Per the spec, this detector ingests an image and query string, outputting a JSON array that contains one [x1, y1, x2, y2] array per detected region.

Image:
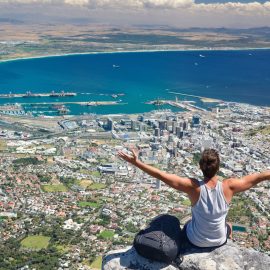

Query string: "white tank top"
[[186, 180, 229, 247]]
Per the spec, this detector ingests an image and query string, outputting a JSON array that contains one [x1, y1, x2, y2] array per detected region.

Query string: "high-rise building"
[[107, 118, 114, 131], [156, 179, 161, 189], [179, 130, 184, 139], [166, 120, 173, 132], [137, 115, 144, 122], [159, 120, 167, 130], [131, 120, 139, 131], [192, 114, 201, 127], [176, 126, 180, 137], [172, 121, 178, 134], [168, 134, 174, 143], [176, 127, 184, 138], [139, 122, 146, 131], [154, 128, 161, 137], [183, 121, 188, 130]]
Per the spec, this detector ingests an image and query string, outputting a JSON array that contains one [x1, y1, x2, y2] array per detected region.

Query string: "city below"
[[0, 99, 269, 269], [0, 4, 270, 270]]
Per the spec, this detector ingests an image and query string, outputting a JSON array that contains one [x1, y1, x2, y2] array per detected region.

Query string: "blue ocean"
[[0, 50, 269, 115]]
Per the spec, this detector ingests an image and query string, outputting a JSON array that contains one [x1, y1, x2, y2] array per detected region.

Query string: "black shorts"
[[180, 221, 231, 252]]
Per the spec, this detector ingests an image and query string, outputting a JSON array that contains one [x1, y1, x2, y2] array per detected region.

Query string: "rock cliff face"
[[102, 240, 270, 270]]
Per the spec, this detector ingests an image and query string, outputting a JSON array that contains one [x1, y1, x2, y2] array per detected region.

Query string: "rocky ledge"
[[102, 240, 270, 270]]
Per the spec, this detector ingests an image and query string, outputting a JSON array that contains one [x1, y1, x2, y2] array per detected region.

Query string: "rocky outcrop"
[[102, 240, 270, 270]]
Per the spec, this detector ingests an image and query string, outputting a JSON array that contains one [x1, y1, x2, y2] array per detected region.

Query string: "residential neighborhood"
[[0, 101, 269, 269]]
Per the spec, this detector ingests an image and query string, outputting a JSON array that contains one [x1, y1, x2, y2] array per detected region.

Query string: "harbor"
[[146, 98, 207, 112], [0, 100, 125, 116], [0, 91, 77, 98], [24, 101, 122, 106]]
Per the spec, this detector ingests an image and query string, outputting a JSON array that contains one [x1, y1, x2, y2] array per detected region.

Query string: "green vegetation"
[[59, 176, 77, 188], [55, 245, 69, 254], [97, 216, 111, 226], [248, 125, 270, 136], [79, 169, 92, 175], [21, 235, 50, 250], [78, 179, 93, 189], [217, 171, 227, 178], [91, 171, 101, 177], [181, 199, 191, 206], [13, 157, 43, 166], [41, 184, 68, 192], [0, 238, 60, 269], [0, 216, 6, 223], [227, 196, 254, 225], [90, 256, 102, 269], [37, 174, 51, 183], [0, 140, 7, 151], [125, 222, 138, 233], [192, 152, 201, 165], [78, 201, 100, 208], [98, 230, 114, 240], [88, 183, 106, 190], [151, 164, 162, 169]]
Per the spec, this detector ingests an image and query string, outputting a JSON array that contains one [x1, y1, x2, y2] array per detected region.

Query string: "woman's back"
[[186, 180, 229, 247]]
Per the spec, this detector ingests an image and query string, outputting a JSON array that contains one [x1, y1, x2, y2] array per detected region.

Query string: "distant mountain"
[[0, 18, 23, 24]]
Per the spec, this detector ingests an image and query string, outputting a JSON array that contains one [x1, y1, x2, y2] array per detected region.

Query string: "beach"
[[1, 47, 270, 64]]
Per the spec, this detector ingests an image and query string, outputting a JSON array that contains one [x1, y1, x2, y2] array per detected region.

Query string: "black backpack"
[[133, 214, 182, 264]]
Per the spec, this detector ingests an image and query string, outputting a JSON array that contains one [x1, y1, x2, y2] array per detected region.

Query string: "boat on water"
[[50, 104, 70, 114], [51, 104, 64, 110], [22, 91, 42, 98], [87, 102, 98, 106], [50, 91, 76, 97], [57, 106, 70, 114]]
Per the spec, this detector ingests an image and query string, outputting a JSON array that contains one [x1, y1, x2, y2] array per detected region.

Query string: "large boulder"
[[102, 240, 270, 270]]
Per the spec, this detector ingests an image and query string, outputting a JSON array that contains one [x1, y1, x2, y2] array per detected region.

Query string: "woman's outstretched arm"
[[118, 149, 195, 193], [227, 170, 270, 195]]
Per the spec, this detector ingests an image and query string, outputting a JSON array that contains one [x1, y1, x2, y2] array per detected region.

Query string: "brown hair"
[[199, 149, 220, 179]]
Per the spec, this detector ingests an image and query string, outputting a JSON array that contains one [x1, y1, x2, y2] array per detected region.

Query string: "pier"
[[22, 101, 122, 106], [147, 99, 207, 112], [0, 91, 77, 98], [168, 91, 222, 103]]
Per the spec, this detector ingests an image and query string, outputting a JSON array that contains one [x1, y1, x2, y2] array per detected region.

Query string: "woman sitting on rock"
[[118, 148, 270, 250]]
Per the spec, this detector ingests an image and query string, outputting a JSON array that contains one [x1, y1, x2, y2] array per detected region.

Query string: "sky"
[[0, 0, 269, 28]]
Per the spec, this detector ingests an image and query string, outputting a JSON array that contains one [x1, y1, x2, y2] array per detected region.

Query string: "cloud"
[[0, 1, 270, 17], [194, 2, 270, 15], [0, 0, 195, 7]]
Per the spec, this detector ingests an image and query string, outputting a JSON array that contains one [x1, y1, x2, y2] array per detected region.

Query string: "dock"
[[168, 91, 222, 103], [0, 91, 77, 98], [21, 101, 122, 106], [147, 99, 207, 112]]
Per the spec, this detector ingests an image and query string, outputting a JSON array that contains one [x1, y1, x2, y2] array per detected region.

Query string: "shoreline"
[[1, 47, 270, 64]]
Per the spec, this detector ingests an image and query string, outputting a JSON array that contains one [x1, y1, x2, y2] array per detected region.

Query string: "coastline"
[[1, 47, 270, 64], [0, 48, 269, 115]]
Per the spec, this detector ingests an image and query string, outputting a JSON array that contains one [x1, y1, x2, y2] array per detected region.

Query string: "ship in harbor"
[[49, 91, 76, 97], [50, 104, 70, 114], [57, 107, 70, 114]]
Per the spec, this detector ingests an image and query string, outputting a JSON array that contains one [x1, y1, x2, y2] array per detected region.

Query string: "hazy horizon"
[[0, 0, 270, 28]]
